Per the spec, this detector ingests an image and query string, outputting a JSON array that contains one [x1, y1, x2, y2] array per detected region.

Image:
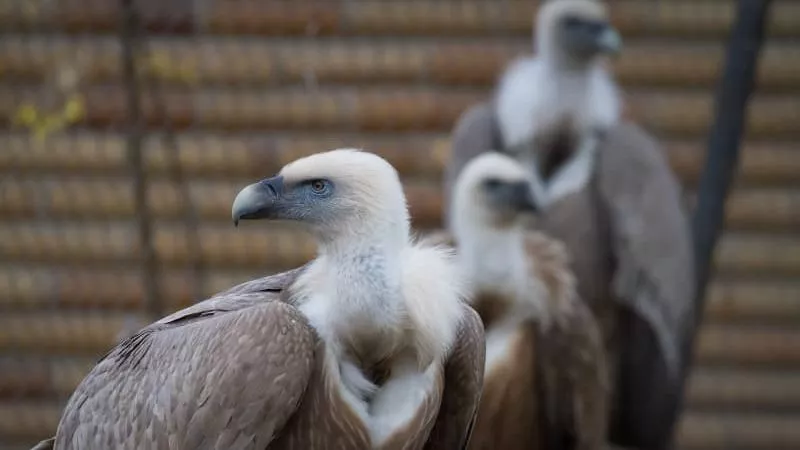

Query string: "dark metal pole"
[[139, 42, 206, 303], [121, 0, 162, 319], [667, 0, 772, 445]]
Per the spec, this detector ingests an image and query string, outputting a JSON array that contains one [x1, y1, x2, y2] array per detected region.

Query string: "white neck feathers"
[[493, 54, 620, 206], [292, 224, 465, 379]]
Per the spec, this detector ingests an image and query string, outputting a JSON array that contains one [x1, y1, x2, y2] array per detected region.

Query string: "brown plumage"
[[41, 149, 485, 450], [433, 152, 609, 450], [443, 2, 694, 448]]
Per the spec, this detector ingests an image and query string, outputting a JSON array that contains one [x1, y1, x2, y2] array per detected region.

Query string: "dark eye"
[[483, 178, 503, 190], [308, 179, 330, 195], [562, 16, 583, 28]]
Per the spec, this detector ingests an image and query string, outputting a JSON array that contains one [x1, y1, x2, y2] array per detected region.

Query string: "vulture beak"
[[595, 24, 622, 55], [232, 175, 285, 227], [493, 181, 539, 214], [509, 181, 539, 213]]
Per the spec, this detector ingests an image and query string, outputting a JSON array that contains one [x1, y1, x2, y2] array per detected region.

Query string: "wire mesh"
[[0, 1, 799, 449]]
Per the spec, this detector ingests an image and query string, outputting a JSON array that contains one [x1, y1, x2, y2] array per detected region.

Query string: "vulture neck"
[[319, 217, 408, 289], [455, 221, 528, 298], [304, 217, 411, 371]]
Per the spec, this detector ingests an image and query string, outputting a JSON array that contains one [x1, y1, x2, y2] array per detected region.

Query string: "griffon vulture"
[[443, 1, 695, 448], [431, 152, 608, 450], [38, 149, 485, 450]]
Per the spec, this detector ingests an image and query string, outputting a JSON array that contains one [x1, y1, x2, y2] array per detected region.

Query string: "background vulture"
[[432, 152, 608, 450], [443, 1, 695, 449]]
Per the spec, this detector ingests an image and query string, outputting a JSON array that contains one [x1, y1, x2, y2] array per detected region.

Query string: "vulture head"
[[451, 152, 540, 234], [232, 148, 409, 245], [536, 0, 622, 67]]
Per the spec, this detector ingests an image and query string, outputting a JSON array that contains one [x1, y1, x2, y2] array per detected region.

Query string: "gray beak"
[[491, 181, 539, 213], [509, 181, 539, 213], [596, 26, 622, 54], [231, 175, 285, 227]]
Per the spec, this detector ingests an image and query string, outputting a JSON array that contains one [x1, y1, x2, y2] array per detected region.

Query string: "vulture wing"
[[526, 233, 609, 450], [537, 291, 609, 450], [596, 122, 694, 374], [595, 122, 694, 446], [52, 270, 317, 450], [424, 303, 486, 450]]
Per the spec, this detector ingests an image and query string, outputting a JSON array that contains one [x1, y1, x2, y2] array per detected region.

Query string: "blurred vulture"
[[431, 153, 608, 450], [37, 149, 485, 450], [443, 0, 695, 448]]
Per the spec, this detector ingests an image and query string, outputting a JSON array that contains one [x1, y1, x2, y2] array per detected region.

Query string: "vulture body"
[[41, 149, 485, 450], [433, 153, 608, 450], [443, 1, 695, 449]]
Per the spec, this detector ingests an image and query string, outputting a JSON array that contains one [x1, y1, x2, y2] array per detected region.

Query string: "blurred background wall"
[[0, 1, 799, 449]]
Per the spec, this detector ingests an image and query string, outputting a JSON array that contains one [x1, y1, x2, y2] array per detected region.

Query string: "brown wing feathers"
[[527, 233, 610, 450]]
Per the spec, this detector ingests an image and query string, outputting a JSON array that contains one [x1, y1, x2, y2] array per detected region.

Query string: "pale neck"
[[317, 221, 408, 296], [454, 220, 528, 293]]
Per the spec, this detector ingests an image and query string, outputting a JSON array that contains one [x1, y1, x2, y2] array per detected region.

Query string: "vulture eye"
[[562, 16, 584, 28], [483, 178, 503, 190], [563, 16, 605, 33], [308, 179, 332, 195]]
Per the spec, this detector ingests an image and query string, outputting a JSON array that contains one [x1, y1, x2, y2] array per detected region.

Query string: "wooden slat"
[[695, 324, 800, 367], [0, 401, 60, 442], [0, 85, 481, 132], [716, 233, 800, 276], [2, 176, 798, 231], [667, 141, 800, 186], [706, 279, 800, 324], [3, 264, 798, 326], [1, 133, 798, 186], [0, 220, 798, 275], [2, 37, 798, 90], [686, 368, 800, 411], [0, 221, 317, 269], [0, 132, 447, 179], [336, 1, 800, 38], [0, 265, 266, 311], [0, 312, 147, 354], [3, 1, 798, 38], [676, 411, 800, 449], [1, 86, 798, 137], [0, 177, 444, 228], [0, 357, 93, 400]]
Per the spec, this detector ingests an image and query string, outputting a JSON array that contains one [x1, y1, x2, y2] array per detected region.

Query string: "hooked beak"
[[495, 181, 539, 214], [595, 25, 622, 55], [509, 181, 539, 213], [231, 175, 285, 227]]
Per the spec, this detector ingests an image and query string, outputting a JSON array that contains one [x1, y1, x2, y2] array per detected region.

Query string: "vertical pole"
[[120, 0, 162, 319], [668, 0, 772, 445]]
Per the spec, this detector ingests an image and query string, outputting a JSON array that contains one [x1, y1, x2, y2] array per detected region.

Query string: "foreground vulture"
[[443, 0, 695, 449], [36, 149, 485, 450], [431, 153, 608, 450]]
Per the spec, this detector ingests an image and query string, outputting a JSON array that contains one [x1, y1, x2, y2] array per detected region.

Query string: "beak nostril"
[[262, 180, 277, 197]]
